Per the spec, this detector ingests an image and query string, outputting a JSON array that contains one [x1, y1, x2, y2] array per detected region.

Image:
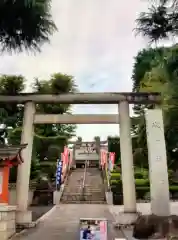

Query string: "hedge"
[[110, 176, 178, 199], [110, 170, 149, 180], [110, 169, 176, 183], [110, 178, 149, 186], [110, 168, 178, 192], [111, 168, 175, 180], [109, 168, 178, 203], [134, 171, 145, 179], [112, 185, 178, 204], [111, 184, 178, 198], [135, 179, 149, 186], [110, 173, 121, 180]]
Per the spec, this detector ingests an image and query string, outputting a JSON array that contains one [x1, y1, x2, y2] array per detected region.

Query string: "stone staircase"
[[60, 168, 106, 204]]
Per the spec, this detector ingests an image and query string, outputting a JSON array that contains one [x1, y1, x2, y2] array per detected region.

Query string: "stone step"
[[61, 168, 105, 204], [61, 194, 105, 200], [64, 190, 104, 193], [63, 192, 105, 196], [64, 186, 104, 191], [62, 193, 105, 197], [62, 194, 105, 199], [61, 200, 106, 204], [61, 197, 106, 202], [65, 184, 104, 190], [63, 190, 105, 193], [62, 191, 105, 195], [64, 188, 104, 192], [65, 184, 103, 188], [84, 187, 105, 189], [62, 191, 105, 196], [63, 189, 104, 193], [82, 190, 105, 193]]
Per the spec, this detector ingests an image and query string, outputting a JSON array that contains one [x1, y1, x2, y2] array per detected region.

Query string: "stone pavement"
[[12, 204, 124, 240], [13, 202, 178, 240]]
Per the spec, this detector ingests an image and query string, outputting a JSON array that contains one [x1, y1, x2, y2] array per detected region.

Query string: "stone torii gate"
[[0, 92, 170, 224]]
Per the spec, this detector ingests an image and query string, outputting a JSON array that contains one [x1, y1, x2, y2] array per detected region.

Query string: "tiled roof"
[[0, 144, 27, 159]]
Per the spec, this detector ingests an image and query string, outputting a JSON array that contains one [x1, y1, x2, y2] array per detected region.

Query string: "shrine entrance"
[[73, 141, 100, 168], [0, 92, 170, 225]]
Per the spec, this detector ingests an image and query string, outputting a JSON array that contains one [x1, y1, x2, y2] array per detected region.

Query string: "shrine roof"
[[0, 144, 27, 159]]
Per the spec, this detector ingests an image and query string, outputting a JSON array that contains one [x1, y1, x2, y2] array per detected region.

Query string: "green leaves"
[[0, 0, 56, 52], [107, 136, 120, 164], [0, 73, 77, 180], [132, 45, 178, 168], [135, 0, 178, 43]]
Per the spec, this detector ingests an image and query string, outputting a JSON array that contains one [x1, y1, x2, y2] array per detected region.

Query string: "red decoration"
[[63, 146, 69, 165], [0, 152, 24, 167], [100, 150, 107, 167], [0, 152, 24, 204], [109, 152, 115, 166]]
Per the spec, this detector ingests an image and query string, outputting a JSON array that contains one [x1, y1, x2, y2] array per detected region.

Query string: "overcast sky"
[[0, 0, 149, 141]]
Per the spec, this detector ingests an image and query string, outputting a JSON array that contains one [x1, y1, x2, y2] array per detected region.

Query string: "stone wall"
[[0, 205, 16, 240]]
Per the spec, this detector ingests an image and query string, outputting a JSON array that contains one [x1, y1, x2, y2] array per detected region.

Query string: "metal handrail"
[[81, 160, 87, 200]]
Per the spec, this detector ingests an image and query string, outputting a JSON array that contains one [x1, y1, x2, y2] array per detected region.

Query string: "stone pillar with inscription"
[[145, 109, 170, 216]]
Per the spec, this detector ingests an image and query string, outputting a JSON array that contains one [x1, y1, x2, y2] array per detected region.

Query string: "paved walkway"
[[13, 202, 178, 240], [13, 204, 124, 240]]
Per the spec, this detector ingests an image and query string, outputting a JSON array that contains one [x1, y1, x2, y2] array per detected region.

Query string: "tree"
[[32, 73, 77, 162], [134, 0, 178, 168], [94, 136, 100, 153], [0, 75, 25, 144], [0, 0, 56, 51], [0, 73, 77, 180], [131, 45, 178, 169], [107, 136, 120, 164], [131, 116, 148, 168], [131, 47, 167, 166], [135, 0, 178, 43], [76, 136, 82, 143], [132, 47, 167, 91]]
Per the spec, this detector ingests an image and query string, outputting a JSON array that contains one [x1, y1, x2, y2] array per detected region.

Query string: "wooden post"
[[0, 166, 10, 204]]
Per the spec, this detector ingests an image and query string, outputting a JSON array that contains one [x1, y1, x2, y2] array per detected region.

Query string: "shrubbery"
[[110, 168, 178, 204]]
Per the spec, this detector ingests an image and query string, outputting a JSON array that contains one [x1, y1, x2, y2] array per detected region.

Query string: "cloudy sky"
[[0, 0, 148, 141]]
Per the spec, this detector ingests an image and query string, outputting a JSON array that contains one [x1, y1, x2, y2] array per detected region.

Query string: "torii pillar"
[[118, 101, 137, 224], [16, 102, 35, 225]]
